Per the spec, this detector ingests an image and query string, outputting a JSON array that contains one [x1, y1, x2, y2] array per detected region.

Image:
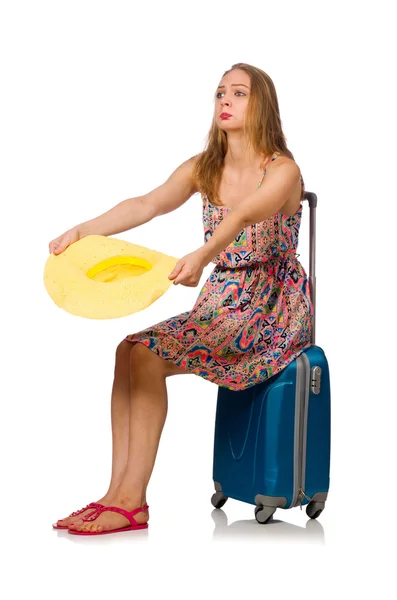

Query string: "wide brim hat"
[[43, 235, 179, 319]]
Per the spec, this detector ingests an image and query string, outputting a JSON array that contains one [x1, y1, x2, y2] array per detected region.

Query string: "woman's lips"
[[220, 113, 232, 119]]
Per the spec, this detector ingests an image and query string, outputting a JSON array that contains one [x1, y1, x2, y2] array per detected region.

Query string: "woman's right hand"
[[48, 227, 82, 255]]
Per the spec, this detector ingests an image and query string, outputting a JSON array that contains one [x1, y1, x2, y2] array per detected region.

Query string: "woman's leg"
[[56, 340, 135, 527], [69, 341, 188, 532]]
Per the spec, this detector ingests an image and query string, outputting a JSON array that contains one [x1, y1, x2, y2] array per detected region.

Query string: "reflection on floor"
[[211, 508, 325, 544]]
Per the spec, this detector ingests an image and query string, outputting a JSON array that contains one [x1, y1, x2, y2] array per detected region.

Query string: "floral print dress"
[[124, 154, 314, 391]]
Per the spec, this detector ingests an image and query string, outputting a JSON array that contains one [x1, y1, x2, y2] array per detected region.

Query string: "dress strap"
[[257, 153, 281, 188], [300, 174, 305, 201]]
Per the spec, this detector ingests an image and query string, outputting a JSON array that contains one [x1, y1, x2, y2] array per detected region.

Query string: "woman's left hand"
[[168, 250, 206, 287]]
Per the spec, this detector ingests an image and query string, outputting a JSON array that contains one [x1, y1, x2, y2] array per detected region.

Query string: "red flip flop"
[[68, 503, 149, 535], [52, 502, 105, 529]]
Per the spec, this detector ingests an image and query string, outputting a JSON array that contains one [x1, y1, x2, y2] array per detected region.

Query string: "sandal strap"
[[82, 503, 149, 525], [84, 507, 102, 520], [130, 504, 149, 518], [69, 502, 103, 518]]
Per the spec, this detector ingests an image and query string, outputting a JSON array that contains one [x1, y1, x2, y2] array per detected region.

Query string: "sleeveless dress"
[[124, 153, 314, 391]]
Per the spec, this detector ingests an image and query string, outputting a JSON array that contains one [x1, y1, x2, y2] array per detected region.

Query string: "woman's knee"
[[115, 340, 155, 380], [129, 342, 175, 380], [117, 339, 187, 378], [129, 343, 157, 371], [115, 339, 134, 370]]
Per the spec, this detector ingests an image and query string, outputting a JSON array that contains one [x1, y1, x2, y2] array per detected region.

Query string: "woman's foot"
[[55, 493, 114, 528], [68, 490, 149, 533]]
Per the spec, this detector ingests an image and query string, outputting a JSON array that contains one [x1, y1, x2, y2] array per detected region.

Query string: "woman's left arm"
[[168, 161, 300, 286]]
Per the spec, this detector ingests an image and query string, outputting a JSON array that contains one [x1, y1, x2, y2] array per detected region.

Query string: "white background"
[[1, 0, 396, 597]]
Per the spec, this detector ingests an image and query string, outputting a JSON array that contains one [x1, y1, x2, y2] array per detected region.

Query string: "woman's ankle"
[[102, 481, 123, 501], [106, 476, 147, 507]]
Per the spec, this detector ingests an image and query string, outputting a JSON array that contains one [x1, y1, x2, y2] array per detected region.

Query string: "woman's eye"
[[216, 91, 245, 98]]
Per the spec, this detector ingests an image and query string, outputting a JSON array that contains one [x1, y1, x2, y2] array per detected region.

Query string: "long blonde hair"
[[193, 62, 295, 206]]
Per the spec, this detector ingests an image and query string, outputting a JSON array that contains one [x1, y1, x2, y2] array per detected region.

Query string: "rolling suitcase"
[[211, 191, 331, 524]]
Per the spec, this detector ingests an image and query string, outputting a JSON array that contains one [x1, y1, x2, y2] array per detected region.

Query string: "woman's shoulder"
[[269, 153, 303, 183], [273, 152, 300, 170], [186, 152, 205, 195]]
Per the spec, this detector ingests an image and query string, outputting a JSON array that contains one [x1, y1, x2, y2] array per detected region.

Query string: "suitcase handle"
[[302, 192, 317, 345]]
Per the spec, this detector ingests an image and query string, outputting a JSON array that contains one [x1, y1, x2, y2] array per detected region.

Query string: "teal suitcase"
[[211, 191, 331, 523]]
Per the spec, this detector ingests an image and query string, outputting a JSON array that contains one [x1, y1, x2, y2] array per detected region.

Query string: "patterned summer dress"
[[124, 153, 314, 391]]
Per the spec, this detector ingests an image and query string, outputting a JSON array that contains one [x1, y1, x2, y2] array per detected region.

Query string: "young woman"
[[50, 62, 314, 535]]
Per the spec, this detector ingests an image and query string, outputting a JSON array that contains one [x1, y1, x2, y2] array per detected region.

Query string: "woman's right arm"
[[49, 154, 200, 255]]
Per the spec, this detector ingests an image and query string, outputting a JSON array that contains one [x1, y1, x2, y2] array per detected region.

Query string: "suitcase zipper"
[[293, 353, 312, 508], [298, 487, 313, 510]]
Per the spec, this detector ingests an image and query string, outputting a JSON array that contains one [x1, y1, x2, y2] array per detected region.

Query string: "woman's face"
[[214, 69, 251, 131]]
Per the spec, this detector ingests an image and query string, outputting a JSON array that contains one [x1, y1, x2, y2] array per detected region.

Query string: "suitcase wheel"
[[254, 505, 276, 525], [211, 491, 228, 509], [306, 501, 325, 520]]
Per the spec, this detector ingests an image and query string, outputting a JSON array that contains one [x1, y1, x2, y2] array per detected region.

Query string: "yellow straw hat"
[[43, 235, 179, 320]]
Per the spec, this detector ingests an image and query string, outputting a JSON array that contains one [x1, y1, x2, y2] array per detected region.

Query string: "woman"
[[50, 62, 314, 535]]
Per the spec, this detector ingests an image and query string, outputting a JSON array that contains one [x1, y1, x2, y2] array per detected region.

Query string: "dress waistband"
[[266, 249, 300, 261], [214, 250, 300, 270]]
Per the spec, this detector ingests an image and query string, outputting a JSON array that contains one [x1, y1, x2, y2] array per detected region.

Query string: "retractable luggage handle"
[[303, 192, 317, 345]]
